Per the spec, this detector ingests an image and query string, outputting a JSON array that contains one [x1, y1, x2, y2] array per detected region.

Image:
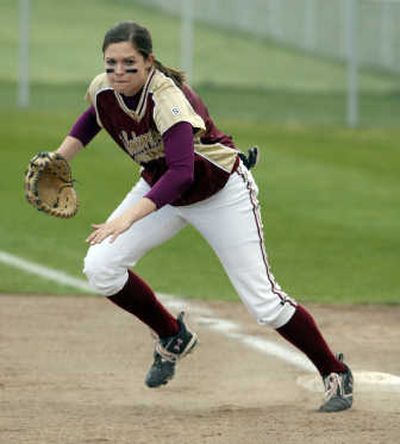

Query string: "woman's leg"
[[83, 178, 187, 337], [181, 165, 346, 377], [107, 270, 179, 337]]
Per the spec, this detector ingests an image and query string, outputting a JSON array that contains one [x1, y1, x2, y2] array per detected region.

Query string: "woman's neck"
[[121, 90, 142, 110]]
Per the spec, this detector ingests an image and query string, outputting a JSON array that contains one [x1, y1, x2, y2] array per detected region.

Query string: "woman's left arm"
[[86, 122, 194, 245]]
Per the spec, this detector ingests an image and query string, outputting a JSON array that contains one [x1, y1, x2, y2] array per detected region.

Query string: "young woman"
[[56, 21, 353, 412]]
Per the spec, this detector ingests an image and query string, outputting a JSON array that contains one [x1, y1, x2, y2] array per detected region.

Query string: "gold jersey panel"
[[149, 72, 205, 136], [194, 143, 238, 173], [150, 72, 237, 173], [85, 73, 110, 105]]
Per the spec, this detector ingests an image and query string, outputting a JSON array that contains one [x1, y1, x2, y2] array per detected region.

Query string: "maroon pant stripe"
[[237, 167, 295, 307]]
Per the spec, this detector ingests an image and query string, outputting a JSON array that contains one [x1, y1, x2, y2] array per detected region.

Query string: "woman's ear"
[[146, 53, 155, 69]]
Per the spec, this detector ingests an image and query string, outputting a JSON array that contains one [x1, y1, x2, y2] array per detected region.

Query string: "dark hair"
[[102, 21, 186, 87]]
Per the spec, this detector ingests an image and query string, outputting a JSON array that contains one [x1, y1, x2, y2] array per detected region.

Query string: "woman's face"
[[103, 41, 154, 96]]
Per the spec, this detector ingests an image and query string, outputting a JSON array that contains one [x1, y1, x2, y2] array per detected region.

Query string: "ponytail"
[[153, 59, 186, 88]]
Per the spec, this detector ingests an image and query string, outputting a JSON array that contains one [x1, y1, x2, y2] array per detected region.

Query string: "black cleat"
[[319, 353, 354, 412], [145, 312, 198, 388]]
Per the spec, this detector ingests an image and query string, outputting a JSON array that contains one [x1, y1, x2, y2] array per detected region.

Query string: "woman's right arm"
[[56, 105, 101, 161]]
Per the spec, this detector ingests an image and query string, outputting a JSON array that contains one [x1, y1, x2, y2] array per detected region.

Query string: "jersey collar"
[[113, 68, 156, 121]]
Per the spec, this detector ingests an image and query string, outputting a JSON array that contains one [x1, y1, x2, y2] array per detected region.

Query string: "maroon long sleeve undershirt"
[[69, 105, 194, 208], [69, 106, 101, 146]]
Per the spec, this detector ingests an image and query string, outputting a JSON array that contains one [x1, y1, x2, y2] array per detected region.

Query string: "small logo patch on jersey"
[[171, 106, 181, 116]]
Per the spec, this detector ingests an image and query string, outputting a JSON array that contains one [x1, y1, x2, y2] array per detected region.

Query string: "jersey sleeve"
[[145, 122, 194, 208], [85, 73, 110, 105], [151, 77, 206, 136], [69, 106, 101, 146]]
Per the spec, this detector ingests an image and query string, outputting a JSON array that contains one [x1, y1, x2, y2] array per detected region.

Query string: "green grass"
[[2, 80, 399, 128], [0, 0, 399, 304], [1, 108, 399, 304], [197, 85, 400, 128]]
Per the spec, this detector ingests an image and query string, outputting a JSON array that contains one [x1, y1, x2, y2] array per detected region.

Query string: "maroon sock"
[[107, 270, 179, 338], [276, 304, 346, 377]]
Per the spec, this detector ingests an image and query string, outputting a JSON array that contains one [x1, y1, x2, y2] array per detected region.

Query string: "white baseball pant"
[[83, 163, 297, 329]]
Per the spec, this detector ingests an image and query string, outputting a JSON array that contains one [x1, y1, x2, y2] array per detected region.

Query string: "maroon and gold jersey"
[[86, 69, 239, 205]]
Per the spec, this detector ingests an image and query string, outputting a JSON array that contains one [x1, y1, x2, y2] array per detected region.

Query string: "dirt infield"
[[1, 294, 399, 444]]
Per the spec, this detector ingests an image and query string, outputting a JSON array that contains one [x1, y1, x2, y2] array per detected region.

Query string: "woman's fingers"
[[109, 231, 122, 244], [86, 216, 132, 245], [86, 223, 109, 244], [86, 222, 123, 245], [86, 223, 102, 242], [87, 231, 102, 245]]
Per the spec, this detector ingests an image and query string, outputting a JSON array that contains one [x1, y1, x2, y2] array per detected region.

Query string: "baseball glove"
[[24, 151, 78, 218]]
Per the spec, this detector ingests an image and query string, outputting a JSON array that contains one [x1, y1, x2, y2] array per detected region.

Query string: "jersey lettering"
[[119, 130, 163, 162]]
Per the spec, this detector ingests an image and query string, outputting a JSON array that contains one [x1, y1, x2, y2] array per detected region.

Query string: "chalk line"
[[0, 250, 95, 293]]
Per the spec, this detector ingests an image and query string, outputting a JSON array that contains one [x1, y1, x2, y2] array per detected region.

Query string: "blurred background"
[[3, 0, 400, 125], [0, 0, 399, 304]]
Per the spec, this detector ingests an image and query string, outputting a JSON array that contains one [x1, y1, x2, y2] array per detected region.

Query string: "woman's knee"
[[254, 298, 297, 329], [83, 251, 128, 296]]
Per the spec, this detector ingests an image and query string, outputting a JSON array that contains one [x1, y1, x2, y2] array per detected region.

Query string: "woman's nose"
[[115, 63, 125, 75]]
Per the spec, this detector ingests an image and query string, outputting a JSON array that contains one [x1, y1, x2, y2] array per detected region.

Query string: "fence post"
[[345, 0, 358, 128], [181, 0, 194, 83], [17, 0, 30, 108], [380, 1, 395, 67], [304, 0, 316, 51]]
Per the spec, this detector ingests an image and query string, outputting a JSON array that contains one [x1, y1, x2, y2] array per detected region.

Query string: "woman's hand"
[[86, 213, 134, 245], [86, 197, 157, 245]]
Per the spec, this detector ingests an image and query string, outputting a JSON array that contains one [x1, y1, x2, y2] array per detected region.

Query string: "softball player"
[[56, 21, 353, 412]]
